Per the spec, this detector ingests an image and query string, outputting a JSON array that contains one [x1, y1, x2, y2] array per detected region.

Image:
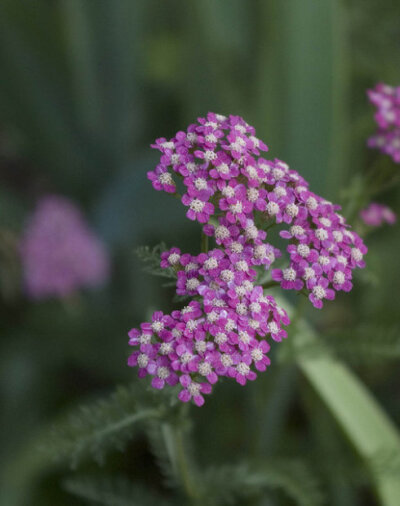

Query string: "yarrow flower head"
[[367, 83, 400, 163], [20, 195, 110, 299], [359, 202, 396, 227], [129, 112, 367, 406]]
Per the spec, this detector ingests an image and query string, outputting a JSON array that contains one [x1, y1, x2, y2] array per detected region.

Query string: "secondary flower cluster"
[[20, 195, 109, 299], [360, 202, 396, 227], [367, 83, 400, 163], [128, 113, 366, 405], [129, 247, 289, 406]]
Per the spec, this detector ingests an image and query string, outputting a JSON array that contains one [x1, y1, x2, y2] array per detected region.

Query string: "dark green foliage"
[[289, 323, 400, 365], [135, 243, 177, 282], [322, 324, 400, 365], [63, 475, 171, 506], [64, 460, 325, 506], [302, 386, 363, 506], [63, 475, 173, 506], [201, 460, 325, 506], [146, 421, 180, 489], [146, 418, 199, 495], [369, 448, 400, 479], [41, 384, 164, 468]]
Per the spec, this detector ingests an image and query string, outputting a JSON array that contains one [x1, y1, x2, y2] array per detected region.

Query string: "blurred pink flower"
[[359, 202, 396, 227], [20, 195, 110, 299], [367, 83, 400, 163]]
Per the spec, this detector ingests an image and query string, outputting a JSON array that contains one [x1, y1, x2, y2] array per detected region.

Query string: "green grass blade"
[[60, 0, 104, 138], [255, 0, 350, 198], [293, 317, 400, 506]]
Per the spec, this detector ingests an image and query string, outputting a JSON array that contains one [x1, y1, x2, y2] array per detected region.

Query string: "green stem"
[[161, 418, 201, 503], [262, 280, 280, 290], [369, 172, 400, 197], [256, 364, 297, 457], [201, 232, 209, 253]]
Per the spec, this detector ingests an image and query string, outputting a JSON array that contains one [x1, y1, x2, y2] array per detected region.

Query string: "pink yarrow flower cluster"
[[367, 83, 400, 163], [149, 113, 367, 306], [360, 202, 396, 227], [128, 113, 366, 405], [20, 195, 110, 299], [129, 246, 289, 406]]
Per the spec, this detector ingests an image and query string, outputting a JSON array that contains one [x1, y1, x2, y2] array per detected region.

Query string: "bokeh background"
[[1, 1, 400, 505]]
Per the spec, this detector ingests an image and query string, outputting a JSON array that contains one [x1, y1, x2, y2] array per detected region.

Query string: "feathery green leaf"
[[146, 421, 178, 489], [146, 416, 199, 499], [135, 243, 177, 282], [41, 384, 163, 468], [63, 475, 173, 506], [202, 459, 324, 506]]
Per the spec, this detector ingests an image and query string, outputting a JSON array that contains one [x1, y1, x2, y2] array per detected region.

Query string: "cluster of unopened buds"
[[367, 83, 400, 163], [128, 113, 367, 406]]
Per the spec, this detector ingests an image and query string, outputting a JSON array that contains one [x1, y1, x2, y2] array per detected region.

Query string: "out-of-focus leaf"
[[93, 154, 188, 247], [256, 0, 350, 198], [64, 475, 174, 506], [289, 307, 400, 506], [0, 0, 145, 198], [0, 16, 91, 185], [40, 384, 163, 468], [202, 460, 324, 506], [146, 418, 199, 496], [60, 0, 105, 140], [306, 324, 400, 366], [0, 188, 26, 230]]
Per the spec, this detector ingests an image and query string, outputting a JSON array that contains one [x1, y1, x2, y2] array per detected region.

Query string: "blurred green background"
[[1, 1, 400, 505]]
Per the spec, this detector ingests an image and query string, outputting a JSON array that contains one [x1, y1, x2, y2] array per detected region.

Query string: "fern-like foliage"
[[201, 459, 325, 506], [146, 421, 179, 489], [146, 417, 199, 498], [63, 475, 174, 506], [40, 384, 167, 468], [135, 243, 176, 282]]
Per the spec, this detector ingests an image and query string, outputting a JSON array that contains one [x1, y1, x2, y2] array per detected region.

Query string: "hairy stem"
[[201, 232, 209, 253], [161, 415, 202, 503]]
